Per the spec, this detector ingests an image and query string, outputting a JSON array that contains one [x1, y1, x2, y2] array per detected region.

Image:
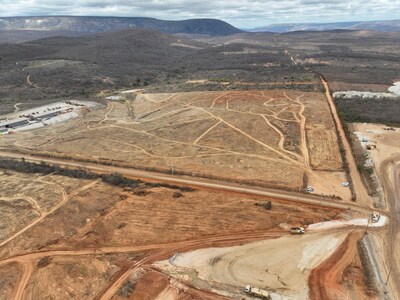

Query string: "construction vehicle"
[[244, 285, 271, 299], [289, 226, 305, 234], [372, 211, 380, 223]]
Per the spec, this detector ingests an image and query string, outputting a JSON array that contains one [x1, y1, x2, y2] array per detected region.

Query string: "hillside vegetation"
[[0, 16, 242, 36]]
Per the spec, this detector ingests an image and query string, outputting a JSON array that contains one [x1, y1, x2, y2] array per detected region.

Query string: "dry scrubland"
[[0, 86, 359, 299], [0, 167, 345, 299], [0, 27, 398, 300], [0, 89, 349, 198]]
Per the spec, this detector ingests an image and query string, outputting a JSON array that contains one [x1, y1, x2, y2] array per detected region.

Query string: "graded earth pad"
[[155, 231, 348, 299], [0, 89, 348, 198]]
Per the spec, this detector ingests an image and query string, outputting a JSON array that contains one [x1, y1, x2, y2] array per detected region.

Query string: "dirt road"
[[0, 150, 372, 214], [12, 261, 33, 300], [321, 77, 372, 206], [308, 232, 362, 299], [13, 103, 22, 113], [380, 155, 400, 296], [0, 180, 98, 248], [0, 230, 285, 266], [26, 75, 39, 88], [284, 49, 297, 65], [1, 230, 284, 300]]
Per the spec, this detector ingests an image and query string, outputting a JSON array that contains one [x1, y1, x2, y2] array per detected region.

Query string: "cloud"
[[0, 0, 399, 28]]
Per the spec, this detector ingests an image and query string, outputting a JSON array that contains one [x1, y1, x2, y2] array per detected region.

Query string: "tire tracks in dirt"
[[0, 196, 42, 217], [193, 105, 304, 168], [12, 261, 33, 300], [108, 125, 292, 165], [283, 93, 310, 170], [193, 120, 222, 145], [0, 231, 286, 266], [2, 231, 285, 299], [0, 180, 99, 248]]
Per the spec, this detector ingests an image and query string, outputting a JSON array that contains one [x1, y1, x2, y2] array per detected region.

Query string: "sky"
[[0, 0, 400, 28]]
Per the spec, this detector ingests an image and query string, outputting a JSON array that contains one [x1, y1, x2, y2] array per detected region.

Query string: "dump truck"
[[289, 226, 305, 234], [244, 285, 271, 299]]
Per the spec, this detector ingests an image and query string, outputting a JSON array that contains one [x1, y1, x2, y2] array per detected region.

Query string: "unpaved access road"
[[321, 77, 373, 207], [26, 75, 39, 88], [0, 150, 373, 214], [12, 261, 33, 300], [2, 230, 285, 300], [380, 155, 400, 297], [0, 179, 99, 248]]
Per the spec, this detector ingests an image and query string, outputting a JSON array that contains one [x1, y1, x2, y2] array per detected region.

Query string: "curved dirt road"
[[13, 103, 22, 113], [1, 230, 285, 300], [26, 75, 39, 88]]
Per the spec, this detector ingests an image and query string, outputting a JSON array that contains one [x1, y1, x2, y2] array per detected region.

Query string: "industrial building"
[[0, 100, 99, 133]]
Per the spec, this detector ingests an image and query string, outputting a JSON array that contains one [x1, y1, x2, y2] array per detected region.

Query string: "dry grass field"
[[0, 169, 86, 249], [24, 256, 112, 300], [0, 262, 20, 300], [0, 89, 348, 198]]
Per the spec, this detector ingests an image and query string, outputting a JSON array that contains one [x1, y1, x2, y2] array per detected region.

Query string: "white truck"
[[289, 226, 305, 234], [244, 285, 271, 299], [372, 211, 380, 223]]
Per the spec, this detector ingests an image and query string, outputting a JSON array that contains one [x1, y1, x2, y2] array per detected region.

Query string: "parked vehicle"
[[289, 227, 305, 234], [244, 285, 271, 299]]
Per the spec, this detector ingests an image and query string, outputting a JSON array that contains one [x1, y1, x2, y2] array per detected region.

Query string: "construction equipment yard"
[[0, 101, 100, 134], [0, 79, 398, 300]]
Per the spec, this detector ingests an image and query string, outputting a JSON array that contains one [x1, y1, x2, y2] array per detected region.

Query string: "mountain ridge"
[[0, 16, 242, 36], [250, 19, 400, 33]]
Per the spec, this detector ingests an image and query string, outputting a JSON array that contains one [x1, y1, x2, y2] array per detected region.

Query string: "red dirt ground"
[[308, 231, 367, 300]]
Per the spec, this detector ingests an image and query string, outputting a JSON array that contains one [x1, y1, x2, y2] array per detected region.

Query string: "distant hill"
[[0, 30, 85, 43], [0, 16, 242, 36], [251, 19, 400, 33]]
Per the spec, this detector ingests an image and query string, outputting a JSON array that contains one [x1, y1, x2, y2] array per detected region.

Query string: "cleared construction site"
[[0, 89, 351, 200], [2, 11, 400, 297], [0, 79, 393, 299]]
